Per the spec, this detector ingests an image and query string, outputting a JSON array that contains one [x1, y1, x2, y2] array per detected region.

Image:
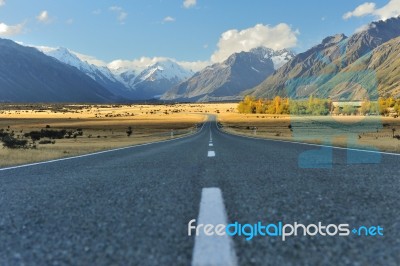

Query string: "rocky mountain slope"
[[0, 39, 116, 103], [161, 47, 294, 102], [251, 17, 400, 100]]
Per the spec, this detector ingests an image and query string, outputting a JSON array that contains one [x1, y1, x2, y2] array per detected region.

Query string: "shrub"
[[2, 135, 28, 149], [126, 126, 133, 137], [39, 140, 55, 144], [24, 129, 67, 140]]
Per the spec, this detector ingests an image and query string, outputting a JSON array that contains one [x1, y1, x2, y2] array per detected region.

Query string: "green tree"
[[342, 105, 356, 115]]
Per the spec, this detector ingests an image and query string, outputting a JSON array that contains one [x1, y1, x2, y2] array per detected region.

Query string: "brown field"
[[0, 104, 211, 167], [218, 112, 400, 153], [1, 102, 399, 168]]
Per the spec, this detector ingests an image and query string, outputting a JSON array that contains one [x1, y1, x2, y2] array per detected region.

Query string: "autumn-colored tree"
[[332, 106, 341, 115], [255, 99, 265, 114], [238, 96, 256, 113], [274, 96, 281, 114], [237, 96, 399, 116], [394, 100, 400, 115], [378, 97, 388, 115], [360, 100, 371, 115], [388, 97, 396, 108]]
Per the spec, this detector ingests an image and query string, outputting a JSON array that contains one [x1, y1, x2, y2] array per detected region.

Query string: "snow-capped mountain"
[[37, 47, 193, 100], [112, 68, 137, 89], [0, 39, 116, 102], [136, 60, 193, 83], [250, 47, 296, 69], [40, 47, 116, 81], [111, 59, 193, 99], [37, 47, 132, 99], [161, 47, 295, 102]]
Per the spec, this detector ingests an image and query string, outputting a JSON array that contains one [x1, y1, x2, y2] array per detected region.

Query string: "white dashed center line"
[[208, 127, 215, 157], [191, 188, 237, 266]]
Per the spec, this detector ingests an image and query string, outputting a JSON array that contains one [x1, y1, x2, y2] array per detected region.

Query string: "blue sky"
[[0, 0, 397, 70]]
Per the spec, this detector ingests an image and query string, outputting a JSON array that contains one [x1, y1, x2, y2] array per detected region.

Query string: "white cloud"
[[183, 0, 196, 9], [119, 12, 128, 22], [163, 16, 176, 23], [211, 23, 299, 63], [108, 57, 168, 72], [179, 60, 209, 72], [108, 57, 208, 72], [28, 42, 208, 72], [66, 18, 74, 25], [73, 52, 108, 66], [37, 10, 51, 23], [92, 9, 101, 15], [109, 6, 128, 24], [28, 44, 108, 67], [343, 0, 400, 21], [0, 0, 5, 7], [109, 6, 122, 12], [32, 45, 55, 53], [32, 43, 208, 72], [20, 22, 299, 74], [354, 24, 370, 33], [343, 2, 376, 19], [0, 22, 24, 36], [106, 23, 300, 72], [374, 0, 400, 20]]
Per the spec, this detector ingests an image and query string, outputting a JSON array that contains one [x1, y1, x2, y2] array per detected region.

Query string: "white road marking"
[[209, 143, 213, 147], [0, 121, 208, 172], [192, 188, 237, 266], [208, 151, 216, 157]]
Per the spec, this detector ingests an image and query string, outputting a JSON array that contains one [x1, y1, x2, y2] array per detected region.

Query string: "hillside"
[[251, 17, 400, 100], [0, 39, 116, 103]]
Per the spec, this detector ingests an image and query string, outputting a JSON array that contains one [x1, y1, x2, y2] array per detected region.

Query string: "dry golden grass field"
[[1, 102, 399, 167], [218, 111, 400, 153], [0, 104, 209, 167]]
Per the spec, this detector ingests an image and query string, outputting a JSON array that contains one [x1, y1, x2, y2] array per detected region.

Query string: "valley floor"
[[0, 104, 208, 167], [219, 113, 400, 154], [1, 103, 399, 168]]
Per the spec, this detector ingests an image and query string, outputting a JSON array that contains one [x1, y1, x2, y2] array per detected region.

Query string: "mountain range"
[[2, 16, 400, 103], [250, 16, 400, 100], [38, 47, 193, 100], [0, 39, 115, 103], [127, 60, 193, 100], [161, 48, 295, 102]]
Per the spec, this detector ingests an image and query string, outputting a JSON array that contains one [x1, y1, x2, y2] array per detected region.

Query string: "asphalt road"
[[0, 115, 399, 265]]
